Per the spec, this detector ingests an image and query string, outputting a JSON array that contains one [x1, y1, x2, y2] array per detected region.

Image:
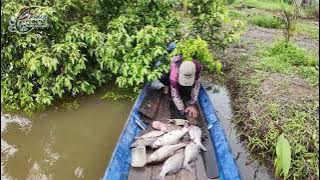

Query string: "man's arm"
[[187, 78, 200, 106], [170, 57, 185, 114], [171, 86, 185, 113], [187, 60, 202, 106]]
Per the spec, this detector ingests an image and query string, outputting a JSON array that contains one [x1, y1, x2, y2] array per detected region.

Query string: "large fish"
[[152, 121, 180, 132], [167, 118, 189, 126], [151, 125, 189, 149], [183, 142, 200, 172], [147, 142, 187, 164], [131, 136, 158, 148], [157, 149, 185, 180], [189, 126, 207, 151], [137, 130, 165, 140]]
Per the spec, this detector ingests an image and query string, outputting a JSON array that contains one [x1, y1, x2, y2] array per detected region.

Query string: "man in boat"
[[168, 55, 201, 120], [150, 43, 201, 120]]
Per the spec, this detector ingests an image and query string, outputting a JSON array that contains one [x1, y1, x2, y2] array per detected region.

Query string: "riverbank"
[[218, 4, 319, 179]]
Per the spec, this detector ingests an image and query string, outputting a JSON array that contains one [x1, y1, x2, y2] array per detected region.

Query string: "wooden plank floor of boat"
[[129, 92, 217, 180]]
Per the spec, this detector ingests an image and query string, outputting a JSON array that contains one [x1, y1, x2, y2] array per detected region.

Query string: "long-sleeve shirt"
[[169, 55, 201, 113]]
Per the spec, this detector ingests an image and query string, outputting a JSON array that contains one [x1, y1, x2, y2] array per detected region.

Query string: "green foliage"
[[256, 41, 319, 86], [187, 0, 243, 51], [233, 0, 288, 11], [1, 0, 231, 112], [96, 0, 179, 88], [280, 0, 300, 41], [267, 41, 317, 66], [225, 0, 237, 5], [295, 20, 319, 39], [275, 134, 292, 178], [171, 37, 220, 72], [251, 14, 284, 29], [1, 0, 179, 112], [301, 3, 319, 18]]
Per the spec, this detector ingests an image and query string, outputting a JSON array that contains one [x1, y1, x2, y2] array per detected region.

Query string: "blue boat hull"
[[103, 85, 241, 180]]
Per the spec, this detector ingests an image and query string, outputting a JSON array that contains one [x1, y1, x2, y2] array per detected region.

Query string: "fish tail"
[[184, 164, 192, 173], [130, 143, 136, 148], [198, 142, 207, 151], [146, 158, 151, 164], [153, 173, 165, 180]]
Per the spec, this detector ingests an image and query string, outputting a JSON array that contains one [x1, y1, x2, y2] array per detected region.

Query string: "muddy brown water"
[[203, 83, 274, 180], [2, 83, 274, 180], [1, 90, 133, 180]]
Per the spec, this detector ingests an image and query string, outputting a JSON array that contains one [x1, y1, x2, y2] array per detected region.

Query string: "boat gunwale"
[[102, 85, 147, 180], [198, 85, 242, 180]]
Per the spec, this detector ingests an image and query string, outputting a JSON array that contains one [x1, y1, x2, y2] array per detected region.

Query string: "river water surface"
[[1, 90, 132, 180], [2, 83, 274, 180], [202, 81, 274, 180]]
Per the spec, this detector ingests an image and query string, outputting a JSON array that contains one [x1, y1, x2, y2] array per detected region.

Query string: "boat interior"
[[128, 89, 219, 180]]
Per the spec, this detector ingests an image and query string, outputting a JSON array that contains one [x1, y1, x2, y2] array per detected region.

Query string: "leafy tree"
[[187, 0, 243, 52], [1, 0, 179, 112], [1, 0, 233, 112]]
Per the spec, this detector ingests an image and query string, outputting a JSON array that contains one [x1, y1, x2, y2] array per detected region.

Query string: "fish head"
[[189, 125, 201, 134], [176, 149, 184, 155], [152, 121, 162, 129], [182, 123, 191, 132], [178, 141, 189, 147], [147, 154, 156, 164], [151, 139, 162, 149]]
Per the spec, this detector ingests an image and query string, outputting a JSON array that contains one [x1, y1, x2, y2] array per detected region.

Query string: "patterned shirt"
[[169, 55, 201, 113]]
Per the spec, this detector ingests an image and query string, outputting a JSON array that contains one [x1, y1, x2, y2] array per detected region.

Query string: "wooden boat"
[[102, 84, 241, 180]]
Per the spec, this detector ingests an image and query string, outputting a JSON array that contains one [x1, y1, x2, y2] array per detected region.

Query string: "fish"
[[136, 130, 166, 140], [131, 146, 147, 167], [168, 118, 189, 126], [183, 142, 200, 172], [147, 142, 187, 164], [131, 136, 158, 148], [189, 125, 207, 151], [157, 149, 185, 180], [151, 125, 189, 149], [152, 121, 180, 132]]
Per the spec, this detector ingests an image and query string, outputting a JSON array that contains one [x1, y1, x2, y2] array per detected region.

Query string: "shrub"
[[1, 0, 179, 112], [251, 14, 284, 29], [187, 0, 243, 52], [281, 0, 300, 41], [1, 0, 231, 112], [171, 37, 220, 72]]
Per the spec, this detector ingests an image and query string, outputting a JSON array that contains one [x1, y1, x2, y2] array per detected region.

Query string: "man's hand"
[[185, 106, 198, 118]]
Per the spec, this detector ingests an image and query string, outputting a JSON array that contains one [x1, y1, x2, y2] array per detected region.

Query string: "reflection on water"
[[202, 82, 274, 180], [1, 90, 132, 180]]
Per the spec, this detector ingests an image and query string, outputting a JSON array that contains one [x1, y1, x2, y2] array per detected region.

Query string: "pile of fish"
[[130, 119, 207, 179]]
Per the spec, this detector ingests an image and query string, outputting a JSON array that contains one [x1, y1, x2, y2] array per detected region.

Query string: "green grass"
[[231, 0, 288, 11], [256, 41, 319, 86], [225, 2, 319, 179], [301, 3, 319, 18], [296, 20, 320, 39], [228, 9, 248, 21], [251, 14, 284, 28], [227, 39, 319, 179]]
